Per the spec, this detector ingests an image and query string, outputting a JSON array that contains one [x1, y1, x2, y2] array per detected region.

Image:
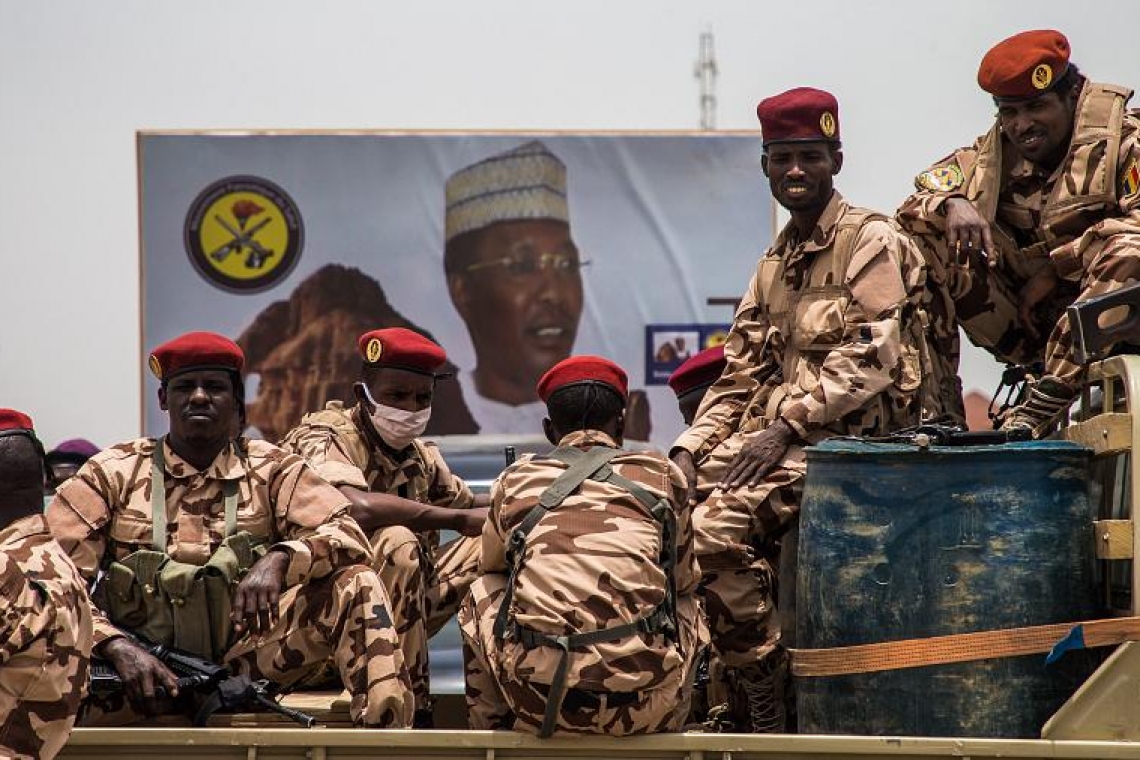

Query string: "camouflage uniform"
[[674, 192, 927, 708], [46, 436, 414, 728], [0, 513, 93, 760], [460, 429, 706, 736], [897, 81, 1140, 405], [280, 401, 481, 712]]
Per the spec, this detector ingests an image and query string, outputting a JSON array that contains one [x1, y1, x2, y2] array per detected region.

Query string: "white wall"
[[3, 0, 1139, 448]]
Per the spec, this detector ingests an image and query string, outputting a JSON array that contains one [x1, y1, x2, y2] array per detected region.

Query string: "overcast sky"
[[3, 0, 1139, 447]]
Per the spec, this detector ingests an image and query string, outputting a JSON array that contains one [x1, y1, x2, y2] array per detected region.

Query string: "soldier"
[[280, 327, 488, 726], [46, 331, 413, 727], [671, 87, 929, 732], [897, 29, 1140, 435], [43, 438, 100, 493], [0, 409, 93, 760], [668, 345, 728, 426], [460, 356, 706, 736]]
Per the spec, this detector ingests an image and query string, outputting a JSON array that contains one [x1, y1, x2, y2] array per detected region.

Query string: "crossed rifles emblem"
[[209, 199, 276, 270]]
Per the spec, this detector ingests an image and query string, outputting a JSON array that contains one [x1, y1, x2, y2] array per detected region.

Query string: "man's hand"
[[1018, 262, 1060, 341], [231, 549, 290, 638], [945, 197, 997, 268], [670, 449, 699, 506], [99, 636, 180, 715], [720, 419, 796, 490], [456, 507, 490, 537]]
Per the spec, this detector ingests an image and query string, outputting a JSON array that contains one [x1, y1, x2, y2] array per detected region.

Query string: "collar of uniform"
[[774, 190, 847, 256], [159, 437, 245, 481], [557, 429, 620, 449], [1006, 151, 1053, 182], [0, 512, 49, 546]]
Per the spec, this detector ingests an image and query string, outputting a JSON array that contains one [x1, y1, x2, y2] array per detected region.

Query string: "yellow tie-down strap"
[[789, 616, 1140, 677]]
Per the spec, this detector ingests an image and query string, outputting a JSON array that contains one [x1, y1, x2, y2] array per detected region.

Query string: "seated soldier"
[[0, 410, 93, 760], [46, 331, 413, 728], [668, 345, 728, 426], [280, 327, 488, 726], [460, 356, 706, 736]]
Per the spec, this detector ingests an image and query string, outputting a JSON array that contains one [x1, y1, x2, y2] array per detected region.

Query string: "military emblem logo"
[[820, 112, 837, 138], [916, 164, 965, 192], [1032, 64, 1053, 91], [184, 176, 304, 293], [148, 354, 163, 379], [366, 338, 384, 363]]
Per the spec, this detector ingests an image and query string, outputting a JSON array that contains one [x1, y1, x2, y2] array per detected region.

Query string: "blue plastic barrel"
[[796, 439, 1100, 738]]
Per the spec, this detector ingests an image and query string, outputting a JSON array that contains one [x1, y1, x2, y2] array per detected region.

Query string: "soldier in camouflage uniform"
[[280, 327, 488, 725], [461, 356, 706, 736], [897, 29, 1140, 435], [0, 409, 93, 760], [46, 332, 413, 728], [671, 88, 929, 732]]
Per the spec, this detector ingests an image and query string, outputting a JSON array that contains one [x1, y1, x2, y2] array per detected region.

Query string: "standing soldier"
[[279, 327, 488, 727], [46, 331, 413, 727], [897, 29, 1140, 435], [460, 356, 706, 736], [671, 87, 929, 732], [0, 410, 93, 760]]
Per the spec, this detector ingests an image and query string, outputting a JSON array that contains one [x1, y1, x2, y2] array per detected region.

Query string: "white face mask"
[[360, 385, 432, 450]]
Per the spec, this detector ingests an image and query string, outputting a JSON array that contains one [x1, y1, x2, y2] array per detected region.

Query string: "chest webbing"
[[150, 436, 239, 550]]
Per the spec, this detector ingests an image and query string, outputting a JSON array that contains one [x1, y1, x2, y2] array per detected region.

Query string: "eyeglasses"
[[463, 252, 590, 279]]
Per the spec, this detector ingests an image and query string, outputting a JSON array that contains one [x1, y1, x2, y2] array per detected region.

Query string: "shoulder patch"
[[1122, 158, 1140, 196], [915, 164, 964, 192]]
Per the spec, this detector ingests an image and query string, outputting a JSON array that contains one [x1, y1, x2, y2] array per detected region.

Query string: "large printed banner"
[[139, 132, 772, 448]]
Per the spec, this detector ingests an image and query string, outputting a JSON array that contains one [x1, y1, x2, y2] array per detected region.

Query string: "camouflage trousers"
[[693, 435, 807, 668], [459, 575, 706, 735], [370, 527, 481, 712], [84, 565, 414, 728], [913, 228, 1140, 398]]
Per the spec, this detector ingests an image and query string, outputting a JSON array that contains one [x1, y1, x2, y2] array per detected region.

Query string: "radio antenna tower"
[[694, 27, 718, 130]]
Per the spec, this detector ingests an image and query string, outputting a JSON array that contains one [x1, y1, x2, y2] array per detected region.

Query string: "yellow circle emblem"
[[819, 112, 837, 138], [148, 354, 163, 380], [1032, 64, 1053, 90], [185, 176, 304, 293], [365, 338, 384, 364]]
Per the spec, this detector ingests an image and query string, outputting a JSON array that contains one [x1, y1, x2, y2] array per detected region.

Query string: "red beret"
[[537, 355, 628, 403], [0, 409, 35, 437], [149, 331, 244, 381], [358, 328, 447, 375], [757, 87, 840, 145], [978, 30, 1070, 99], [668, 345, 727, 399]]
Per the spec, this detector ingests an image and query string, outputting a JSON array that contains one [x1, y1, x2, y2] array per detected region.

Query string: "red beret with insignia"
[[357, 328, 447, 375], [757, 87, 840, 145], [0, 409, 35, 437], [667, 345, 727, 399], [537, 355, 629, 403], [978, 30, 1070, 99], [149, 331, 244, 381]]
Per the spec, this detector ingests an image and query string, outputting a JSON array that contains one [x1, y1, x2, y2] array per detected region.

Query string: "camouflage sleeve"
[[425, 445, 476, 509], [265, 453, 371, 586], [479, 468, 511, 574], [45, 460, 121, 645], [279, 423, 369, 490], [779, 220, 911, 436], [0, 553, 55, 667], [895, 143, 980, 236], [665, 459, 700, 596], [673, 267, 779, 459], [1051, 115, 1140, 279]]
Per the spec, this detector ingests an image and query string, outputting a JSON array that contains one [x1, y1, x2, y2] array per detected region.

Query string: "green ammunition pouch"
[[95, 437, 265, 661]]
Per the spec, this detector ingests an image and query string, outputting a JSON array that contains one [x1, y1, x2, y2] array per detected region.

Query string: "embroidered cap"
[[357, 327, 447, 376], [757, 87, 841, 145], [668, 345, 727, 399], [538, 355, 629, 403], [148, 331, 245, 381], [978, 29, 1071, 99]]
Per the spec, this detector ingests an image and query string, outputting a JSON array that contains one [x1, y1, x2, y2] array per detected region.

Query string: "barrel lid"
[[808, 438, 1091, 457]]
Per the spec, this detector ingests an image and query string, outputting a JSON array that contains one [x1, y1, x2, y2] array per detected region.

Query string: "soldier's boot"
[[999, 375, 1075, 438], [729, 653, 787, 733]]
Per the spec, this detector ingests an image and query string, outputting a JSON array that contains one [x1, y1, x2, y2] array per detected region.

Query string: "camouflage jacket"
[[676, 192, 927, 460], [46, 437, 370, 646], [482, 430, 699, 691], [0, 513, 93, 760], [897, 81, 1140, 282]]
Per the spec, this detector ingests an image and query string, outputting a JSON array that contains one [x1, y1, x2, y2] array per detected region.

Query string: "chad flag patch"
[[1122, 159, 1140, 196]]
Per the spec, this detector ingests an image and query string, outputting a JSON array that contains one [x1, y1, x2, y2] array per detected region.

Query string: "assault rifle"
[[867, 423, 1031, 448], [91, 641, 315, 727]]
